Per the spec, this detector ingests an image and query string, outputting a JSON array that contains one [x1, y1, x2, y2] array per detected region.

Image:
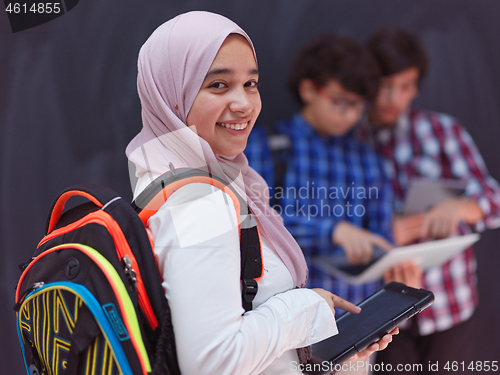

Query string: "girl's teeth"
[[217, 122, 248, 130]]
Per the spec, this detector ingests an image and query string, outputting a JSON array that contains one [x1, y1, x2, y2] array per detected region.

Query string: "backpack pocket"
[[15, 244, 151, 375]]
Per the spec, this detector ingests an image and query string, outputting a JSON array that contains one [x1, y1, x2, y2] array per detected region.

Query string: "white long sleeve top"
[[141, 181, 338, 374]]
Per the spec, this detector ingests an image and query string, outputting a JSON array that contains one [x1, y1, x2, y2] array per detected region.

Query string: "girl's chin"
[[212, 142, 247, 157]]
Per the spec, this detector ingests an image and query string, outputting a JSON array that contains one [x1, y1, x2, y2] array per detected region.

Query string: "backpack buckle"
[[242, 279, 258, 312]]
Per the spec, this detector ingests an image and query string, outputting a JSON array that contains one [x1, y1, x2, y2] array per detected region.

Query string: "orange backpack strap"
[[45, 185, 119, 235], [132, 167, 263, 312]]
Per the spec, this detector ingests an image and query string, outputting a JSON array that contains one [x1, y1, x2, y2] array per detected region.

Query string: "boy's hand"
[[420, 197, 483, 240], [393, 214, 425, 246], [333, 221, 393, 265], [384, 261, 423, 289]]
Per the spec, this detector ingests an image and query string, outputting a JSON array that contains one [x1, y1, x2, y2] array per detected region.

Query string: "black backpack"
[[15, 168, 262, 375]]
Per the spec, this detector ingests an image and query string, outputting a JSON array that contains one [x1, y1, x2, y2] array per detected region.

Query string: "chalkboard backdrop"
[[2, 1, 499, 373]]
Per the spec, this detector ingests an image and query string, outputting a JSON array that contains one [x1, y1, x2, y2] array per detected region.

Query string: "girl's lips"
[[216, 121, 249, 130], [216, 121, 251, 136]]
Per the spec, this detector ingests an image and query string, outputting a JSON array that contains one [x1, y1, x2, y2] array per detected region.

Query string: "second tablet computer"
[[306, 282, 434, 374]]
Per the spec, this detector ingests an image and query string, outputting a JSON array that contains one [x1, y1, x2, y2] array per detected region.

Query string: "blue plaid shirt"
[[245, 113, 394, 305]]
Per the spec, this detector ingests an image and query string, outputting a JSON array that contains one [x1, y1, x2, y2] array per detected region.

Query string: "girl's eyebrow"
[[205, 68, 233, 78], [205, 68, 259, 79]]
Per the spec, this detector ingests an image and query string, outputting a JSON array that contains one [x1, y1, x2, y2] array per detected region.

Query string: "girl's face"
[[187, 34, 261, 156]]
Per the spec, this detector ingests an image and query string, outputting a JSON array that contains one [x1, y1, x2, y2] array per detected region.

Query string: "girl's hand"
[[336, 328, 399, 375], [311, 288, 361, 316], [347, 327, 399, 362]]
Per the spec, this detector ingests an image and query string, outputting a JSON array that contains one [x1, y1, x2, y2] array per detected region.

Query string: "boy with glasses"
[[359, 27, 500, 371], [245, 34, 405, 307]]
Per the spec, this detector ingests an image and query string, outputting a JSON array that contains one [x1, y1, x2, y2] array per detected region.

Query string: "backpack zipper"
[[13, 282, 45, 311], [38, 210, 158, 330]]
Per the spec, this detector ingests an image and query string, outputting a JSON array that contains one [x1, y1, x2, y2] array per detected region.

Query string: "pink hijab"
[[126, 11, 308, 288]]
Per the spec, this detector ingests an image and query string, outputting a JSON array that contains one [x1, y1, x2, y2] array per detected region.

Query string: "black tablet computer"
[[305, 282, 434, 375]]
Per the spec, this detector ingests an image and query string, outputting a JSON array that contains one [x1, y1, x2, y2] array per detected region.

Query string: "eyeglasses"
[[313, 81, 366, 115]]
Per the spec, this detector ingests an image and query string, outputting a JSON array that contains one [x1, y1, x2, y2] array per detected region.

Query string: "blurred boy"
[[359, 27, 500, 371]]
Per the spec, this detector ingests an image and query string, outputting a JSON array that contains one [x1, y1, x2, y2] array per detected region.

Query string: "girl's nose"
[[229, 89, 253, 114]]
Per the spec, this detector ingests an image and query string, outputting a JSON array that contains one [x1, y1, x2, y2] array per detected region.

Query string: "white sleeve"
[[147, 183, 338, 375]]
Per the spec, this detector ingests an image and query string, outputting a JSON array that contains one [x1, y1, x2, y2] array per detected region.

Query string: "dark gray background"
[[1, 1, 499, 373]]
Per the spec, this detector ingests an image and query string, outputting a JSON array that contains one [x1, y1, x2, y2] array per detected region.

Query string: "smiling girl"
[[126, 11, 395, 375]]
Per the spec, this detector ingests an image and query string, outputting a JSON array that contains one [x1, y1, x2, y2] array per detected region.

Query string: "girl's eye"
[[245, 81, 259, 88], [209, 82, 227, 89]]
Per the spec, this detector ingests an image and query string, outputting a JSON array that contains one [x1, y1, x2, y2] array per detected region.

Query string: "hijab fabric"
[[126, 11, 308, 292]]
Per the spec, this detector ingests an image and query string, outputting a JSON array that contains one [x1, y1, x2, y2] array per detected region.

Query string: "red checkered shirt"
[[358, 108, 500, 335]]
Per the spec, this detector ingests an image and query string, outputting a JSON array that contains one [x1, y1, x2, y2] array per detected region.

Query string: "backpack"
[[14, 167, 263, 375]]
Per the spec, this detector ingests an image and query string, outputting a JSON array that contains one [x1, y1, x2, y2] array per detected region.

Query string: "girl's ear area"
[[298, 78, 316, 105]]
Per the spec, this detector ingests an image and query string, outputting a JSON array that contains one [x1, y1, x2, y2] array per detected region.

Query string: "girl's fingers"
[[332, 294, 361, 314]]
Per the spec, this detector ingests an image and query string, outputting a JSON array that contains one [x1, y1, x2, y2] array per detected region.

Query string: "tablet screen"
[[311, 288, 417, 361]]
